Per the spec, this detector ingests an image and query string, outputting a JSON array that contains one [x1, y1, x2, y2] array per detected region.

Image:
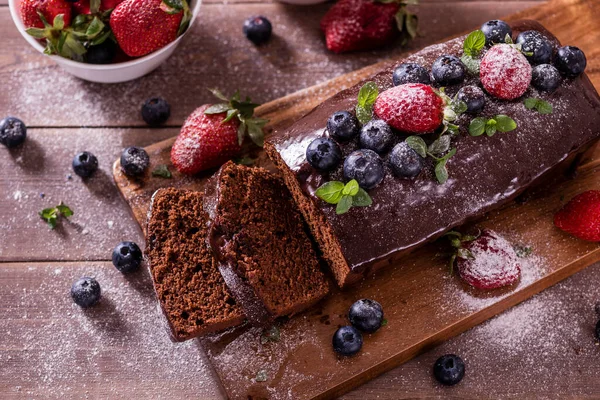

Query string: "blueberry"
[[112, 241, 143, 273], [141, 97, 171, 126], [431, 55, 466, 86], [85, 41, 116, 64], [332, 326, 363, 356], [343, 149, 384, 190], [457, 85, 485, 114], [531, 64, 561, 93], [515, 30, 554, 65], [392, 63, 431, 86], [306, 137, 342, 171], [243, 16, 272, 45], [359, 120, 393, 154], [327, 111, 360, 141], [0, 117, 27, 148], [480, 20, 512, 45], [71, 277, 101, 308], [433, 354, 465, 386], [555, 46, 587, 78], [72, 151, 99, 178], [348, 299, 384, 333], [120, 146, 149, 177], [389, 142, 423, 179]]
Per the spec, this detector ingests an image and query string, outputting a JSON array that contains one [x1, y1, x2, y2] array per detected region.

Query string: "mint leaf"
[[343, 179, 359, 196], [451, 100, 468, 115], [460, 55, 480, 75], [352, 188, 372, 207], [56, 203, 73, 218], [39, 203, 73, 229], [434, 148, 456, 184], [485, 119, 497, 136], [315, 181, 344, 204], [524, 97, 538, 109], [336, 195, 353, 215], [463, 30, 485, 57], [356, 81, 378, 124], [514, 244, 533, 258], [152, 165, 172, 179], [469, 117, 486, 136], [428, 134, 451, 156], [405, 136, 427, 158], [495, 115, 517, 132]]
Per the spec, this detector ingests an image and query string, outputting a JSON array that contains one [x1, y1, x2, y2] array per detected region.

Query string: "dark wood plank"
[[0, 261, 225, 399], [0, 128, 178, 262], [0, 1, 541, 127]]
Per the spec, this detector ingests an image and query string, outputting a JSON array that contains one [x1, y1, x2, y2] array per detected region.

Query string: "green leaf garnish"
[[381, 319, 388, 327], [469, 115, 517, 137], [205, 89, 268, 147], [463, 30, 486, 57], [406, 135, 456, 184], [355, 82, 379, 124], [152, 165, 172, 179], [315, 179, 373, 215], [39, 202, 73, 229], [434, 148, 456, 184], [405, 136, 427, 158], [523, 97, 553, 114]]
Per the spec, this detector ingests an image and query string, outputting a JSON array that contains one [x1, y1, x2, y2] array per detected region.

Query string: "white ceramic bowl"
[[8, 0, 202, 83]]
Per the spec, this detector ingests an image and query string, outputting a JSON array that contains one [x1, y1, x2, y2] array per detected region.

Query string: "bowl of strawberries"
[[9, 0, 201, 83]]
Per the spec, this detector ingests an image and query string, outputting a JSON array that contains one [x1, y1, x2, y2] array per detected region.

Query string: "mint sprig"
[[204, 89, 269, 147], [355, 82, 379, 124], [39, 202, 73, 229], [405, 136, 456, 184], [152, 164, 172, 178], [460, 30, 485, 74], [315, 179, 373, 215], [524, 98, 553, 114], [468, 115, 517, 137]]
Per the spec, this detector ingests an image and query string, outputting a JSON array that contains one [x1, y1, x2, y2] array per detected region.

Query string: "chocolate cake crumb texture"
[[146, 188, 244, 341]]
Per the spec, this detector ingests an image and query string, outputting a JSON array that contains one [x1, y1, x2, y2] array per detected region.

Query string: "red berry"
[[554, 190, 600, 242], [373, 83, 444, 134], [480, 44, 532, 100], [320, 0, 399, 53], [20, 0, 45, 28], [21, 0, 72, 28], [456, 229, 521, 290], [71, 0, 91, 15], [171, 105, 241, 175], [110, 0, 183, 57]]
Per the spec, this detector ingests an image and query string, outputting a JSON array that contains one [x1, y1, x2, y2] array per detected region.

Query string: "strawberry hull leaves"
[[39, 202, 73, 229], [355, 82, 379, 124], [204, 89, 268, 147]]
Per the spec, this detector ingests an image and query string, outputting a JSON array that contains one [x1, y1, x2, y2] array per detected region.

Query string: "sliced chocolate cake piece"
[[146, 188, 244, 341], [204, 162, 330, 324], [265, 20, 600, 287]]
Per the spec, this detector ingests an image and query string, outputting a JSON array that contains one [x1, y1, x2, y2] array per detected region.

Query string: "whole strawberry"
[[171, 90, 268, 175], [448, 229, 521, 290], [480, 44, 532, 100], [554, 190, 600, 242], [110, 0, 190, 57], [320, 0, 416, 53], [374, 83, 445, 134], [21, 0, 72, 28], [72, 0, 123, 15]]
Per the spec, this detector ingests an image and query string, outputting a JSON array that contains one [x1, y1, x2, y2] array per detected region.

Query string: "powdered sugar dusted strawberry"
[[171, 90, 268, 175], [449, 229, 521, 290], [320, 0, 413, 54], [373, 83, 444, 134], [480, 44, 532, 100], [554, 190, 600, 242]]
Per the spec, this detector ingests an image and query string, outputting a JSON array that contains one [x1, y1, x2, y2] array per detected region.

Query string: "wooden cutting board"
[[113, 0, 600, 398]]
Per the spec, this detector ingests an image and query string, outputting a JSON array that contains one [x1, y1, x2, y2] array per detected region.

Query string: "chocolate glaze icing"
[[267, 20, 600, 282]]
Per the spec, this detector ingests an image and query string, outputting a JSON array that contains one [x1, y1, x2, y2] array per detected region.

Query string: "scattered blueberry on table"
[[433, 354, 465, 386], [243, 16, 272, 45], [72, 151, 99, 178], [348, 299, 384, 333], [0, 116, 27, 148], [71, 277, 102, 308], [142, 97, 171, 126], [112, 241, 143, 273]]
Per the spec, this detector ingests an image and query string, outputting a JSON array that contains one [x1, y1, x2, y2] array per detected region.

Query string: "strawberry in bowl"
[[9, 0, 201, 82]]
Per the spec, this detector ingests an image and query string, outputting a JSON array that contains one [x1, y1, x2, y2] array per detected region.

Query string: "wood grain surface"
[[5, 0, 600, 398]]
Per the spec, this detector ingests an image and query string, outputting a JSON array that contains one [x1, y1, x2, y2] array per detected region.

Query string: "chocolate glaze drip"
[[267, 20, 600, 278]]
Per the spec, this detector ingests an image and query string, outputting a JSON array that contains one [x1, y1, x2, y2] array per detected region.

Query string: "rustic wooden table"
[[2, 0, 600, 398]]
